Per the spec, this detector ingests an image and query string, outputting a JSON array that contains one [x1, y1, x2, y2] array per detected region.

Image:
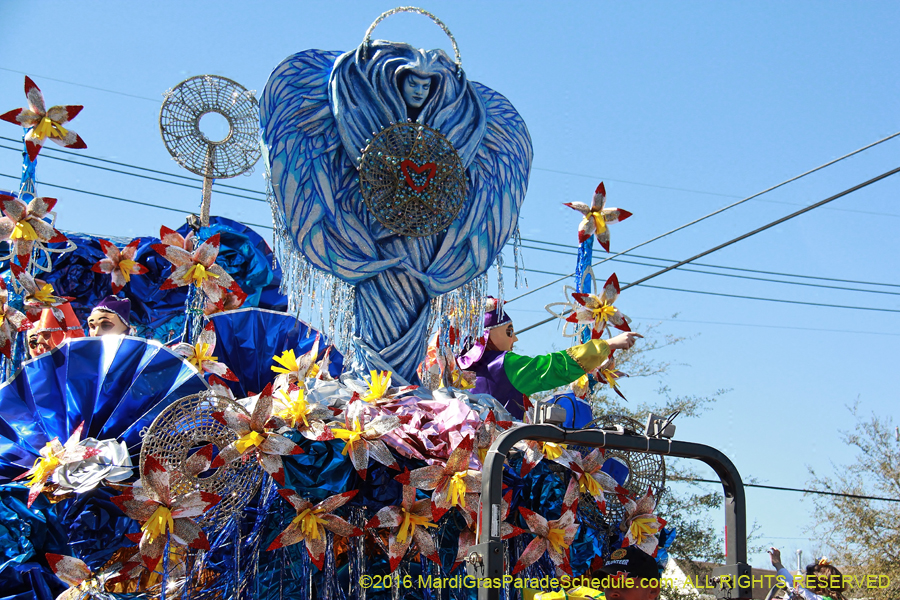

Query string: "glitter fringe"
[[266, 177, 356, 364]]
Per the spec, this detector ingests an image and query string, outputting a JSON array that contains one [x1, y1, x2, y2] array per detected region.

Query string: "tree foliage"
[[808, 403, 900, 600]]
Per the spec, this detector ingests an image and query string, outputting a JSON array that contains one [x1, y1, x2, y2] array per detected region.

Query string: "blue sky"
[[1, 1, 898, 569]]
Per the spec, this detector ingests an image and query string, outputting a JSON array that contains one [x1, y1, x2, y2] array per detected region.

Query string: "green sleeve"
[[503, 350, 585, 396], [502, 339, 612, 396]]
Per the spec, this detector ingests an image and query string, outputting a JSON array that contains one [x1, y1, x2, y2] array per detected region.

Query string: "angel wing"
[[261, 50, 401, 285]]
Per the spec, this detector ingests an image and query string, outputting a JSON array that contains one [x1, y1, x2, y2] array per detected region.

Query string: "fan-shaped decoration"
[[359, 122, 466, 237], [159, 75, 261, 226], [139, 392, 263, 527], [208, 307, 344, 398], [0, 337, 209, 481], [583, 414, 666, 527]]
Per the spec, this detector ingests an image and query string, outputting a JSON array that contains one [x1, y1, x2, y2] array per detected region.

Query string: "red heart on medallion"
[[400, 159, 438, 193]]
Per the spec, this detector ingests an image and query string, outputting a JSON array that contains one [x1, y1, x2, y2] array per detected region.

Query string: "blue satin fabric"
[[282, 437, 355, 503], [209, 308, 344, 398], [0, 337, 208, 480], [0, 484, 68, 600]]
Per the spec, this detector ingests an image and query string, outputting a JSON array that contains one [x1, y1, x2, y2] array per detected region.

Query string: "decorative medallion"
[[359, 122, 466, 237]]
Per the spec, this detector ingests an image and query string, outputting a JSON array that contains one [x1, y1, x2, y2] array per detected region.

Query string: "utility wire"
[[506, 130, 900, 305], [0, 172, 274, 231], [0, 143, 267, 203], [0, 135, 268, 196], [0, 66, 161, 103], [514, 243, 900, 297], [517, 238, 900, 289], [500, 265, 900, 315], [517, 165, 900, 334], [671, 477, 900, 503]]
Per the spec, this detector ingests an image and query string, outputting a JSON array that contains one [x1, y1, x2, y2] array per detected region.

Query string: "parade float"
[[0, 8, 755, 600]]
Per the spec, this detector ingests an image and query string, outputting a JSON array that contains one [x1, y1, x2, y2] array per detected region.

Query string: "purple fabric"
[[471, 350, 525, 419], [93, 295, 131, 324], [483, 297, 512, 330]]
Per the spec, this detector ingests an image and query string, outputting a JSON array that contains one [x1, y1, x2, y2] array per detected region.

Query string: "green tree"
[[808, 403, 900, 600]]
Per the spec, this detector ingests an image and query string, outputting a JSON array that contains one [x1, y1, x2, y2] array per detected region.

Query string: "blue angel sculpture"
[[261, 27, 532, 382]]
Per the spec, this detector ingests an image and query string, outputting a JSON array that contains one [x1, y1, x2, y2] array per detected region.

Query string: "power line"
[[0, 172, 274, 231], [513, 243, 900, 297], [0, 143, 267, 204], [0, 66, 161, 103], [0, 135, 268, 197], [516, 165, 900, 334], [500, 265, 900, 315], [517, 238, 900, 289], [506, 129, 900, 305], [671, 477, 900, 503]]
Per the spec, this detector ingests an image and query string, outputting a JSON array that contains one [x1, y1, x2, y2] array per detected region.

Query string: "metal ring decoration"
[[361, 6, 462, 75], [359, 121, 467, 237], [139, 392, 264, 528], [159, 75, 261, 179]]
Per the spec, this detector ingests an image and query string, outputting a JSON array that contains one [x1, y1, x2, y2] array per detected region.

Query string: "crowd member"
[[26, 303, 84, 358], [458, 297, 641, 419], [770, 548, 846, 600], [594, 546, 661, 600], [87, 296, 134, 337]]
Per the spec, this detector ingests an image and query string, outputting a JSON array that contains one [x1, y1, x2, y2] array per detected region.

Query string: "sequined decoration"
[[429, 272, 488, 355], [359, 122, 466, 238], [266, 176, 356, 365]]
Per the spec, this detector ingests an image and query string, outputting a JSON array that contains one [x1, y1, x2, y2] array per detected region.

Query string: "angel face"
[[401, 74, 432, 109], [87, 309, 128, 337], [487, 323, 517, 352]]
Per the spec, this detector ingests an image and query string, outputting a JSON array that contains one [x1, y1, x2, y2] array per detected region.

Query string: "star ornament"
[[512, 477, 581, 576], [329, 410, 401, 480], [0, 193, 68, 268], [270, 387, 335, 441], [92, 239, 149, 293], [266, 489, 362, 569], [0, 77, 86, 161], [13, 422, 95, 507], [152, 231, 242, 304], [111, 455, 220, 571], [46, 553, 130, 600], [366, 479, 440, 572], [567, 273, 632, 338], [210, 383, 305, 486], [620, 488, 667, 556], [563, 182, 632, 251], [404, 436, 482, 522], [271, 338, 322, 389], [172, 323, 237, 381], [0, 277, 30, 358], [594, 354, 629, 401], [569, 448, 623, 513], [345, 370, 418, 407]]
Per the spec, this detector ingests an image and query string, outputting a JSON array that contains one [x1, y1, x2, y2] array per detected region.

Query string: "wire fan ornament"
[[359, 122, 466, 237], [591, 414, 666, 526], [159, 75, 261, 225], [140, 393, 264, 528]]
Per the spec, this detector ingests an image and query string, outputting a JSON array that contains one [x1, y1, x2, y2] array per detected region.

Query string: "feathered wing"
[[421, 82, 532, 295], [261, 50, 401, 284]]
